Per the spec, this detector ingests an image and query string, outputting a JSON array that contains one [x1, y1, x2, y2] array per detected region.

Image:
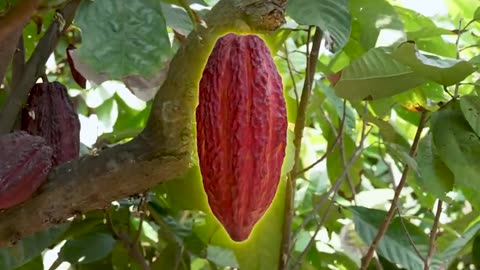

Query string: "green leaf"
[[111, 243, 143, 270], [334, 48, 426, 101], [0, 225, 67, 270], [473, 234, 480, 268], [384, 142, 418, 174], [431, 107, 480, 199], [395, 6, 457, 57], [474, 6, 480, 20], [325, 130, 362, 199], [364, 115, 409, 148], [415, 134, 454, 199], [161, 3, 193, 35], [287, 0, 351, 51], [281, 129, 295, 176], [59, 233, 116, 264], [311, 195, 344, 228], [392, 42, 475, 86], [440, 220, 480, 267], [305, 249, 359, 269], [351, 206, 434, 269], [151, 243, 188, 270], [95, 97, 118, 134], [15, 256, 43, 270], [206, 246, 239, 267], [349, 0, 403, 50], [460, 95, 480, 137], [261, 29, 292, 55], [318, 83, 356, 139], [75, 0, 171, 79]]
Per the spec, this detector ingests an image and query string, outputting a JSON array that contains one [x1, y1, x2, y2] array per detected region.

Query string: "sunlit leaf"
[[334, 48, 426, 101], [287, 0, 351, 51], [392, 42, 475, 86]]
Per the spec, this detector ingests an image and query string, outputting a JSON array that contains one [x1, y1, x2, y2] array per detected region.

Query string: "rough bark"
[[0, 0, 42, 84], [0, 0, 286, 246]]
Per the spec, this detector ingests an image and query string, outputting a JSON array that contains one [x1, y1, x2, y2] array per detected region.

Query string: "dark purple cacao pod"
[[196, 33, 287, 241], [0, 131, 53, 209], [22, 81, 80, 166]]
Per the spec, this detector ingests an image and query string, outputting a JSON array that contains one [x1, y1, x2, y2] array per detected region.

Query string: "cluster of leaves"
[[2, 0, 480, 269]]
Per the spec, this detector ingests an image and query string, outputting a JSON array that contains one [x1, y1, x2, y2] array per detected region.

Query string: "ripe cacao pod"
[[196, 33, 287, 241], [0, 131, 53, 209], [22, 81, 80, 166]]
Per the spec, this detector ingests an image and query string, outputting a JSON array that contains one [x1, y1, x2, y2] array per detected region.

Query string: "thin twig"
[[361, 111, 429, 270], [133, 194, 148, 246], [424, 200, 443, 270], [454, 19, 463, 97], [283, 42, 299, 109], [395, 207, 425, 261], [279, 26, 323, 270], [106, 211, 151, 270], [290, 198, 336, 270], [291, 102, 370, 246], [295, 100, 347, 177], [319, 101, 357, 198], [290, 103, 370, 269]]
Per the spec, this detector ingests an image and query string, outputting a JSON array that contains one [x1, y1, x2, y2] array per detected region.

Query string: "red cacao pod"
[[22, 81, 80, 166], [0, 131, 53, 209], [196, 33, 287, 241]]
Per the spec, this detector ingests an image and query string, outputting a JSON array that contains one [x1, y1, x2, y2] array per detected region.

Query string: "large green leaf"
[[75, 0, 171, 79], [440, 220, 480, 268], [394, 6, 457, 57], [415, 134, 454, 199], [287, 0, 351, 51], [349, 0, 403, 50], [0, 225, 67, 270], [430, 106, 480, 200], [59, 233, 116, 264], [334, 48, 426, 101], [460, 95, 480, 137], [392, 42, 475, 86], [351, 206, 438, 269]]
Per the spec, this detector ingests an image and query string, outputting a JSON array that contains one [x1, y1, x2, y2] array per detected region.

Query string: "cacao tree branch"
[[0, 0, 80, 135], [0, 0, 42, 43], [280, 26, 323, 270], [0, 0, 43, 85], [294, 101, 346, 177], [360, 111, 429, 269], [0, 27, 24, 88], [0, 0, 286, 246], [424, 200, 443, 270], [11, 35, 25, 89], [290, 102, 370, 254]]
